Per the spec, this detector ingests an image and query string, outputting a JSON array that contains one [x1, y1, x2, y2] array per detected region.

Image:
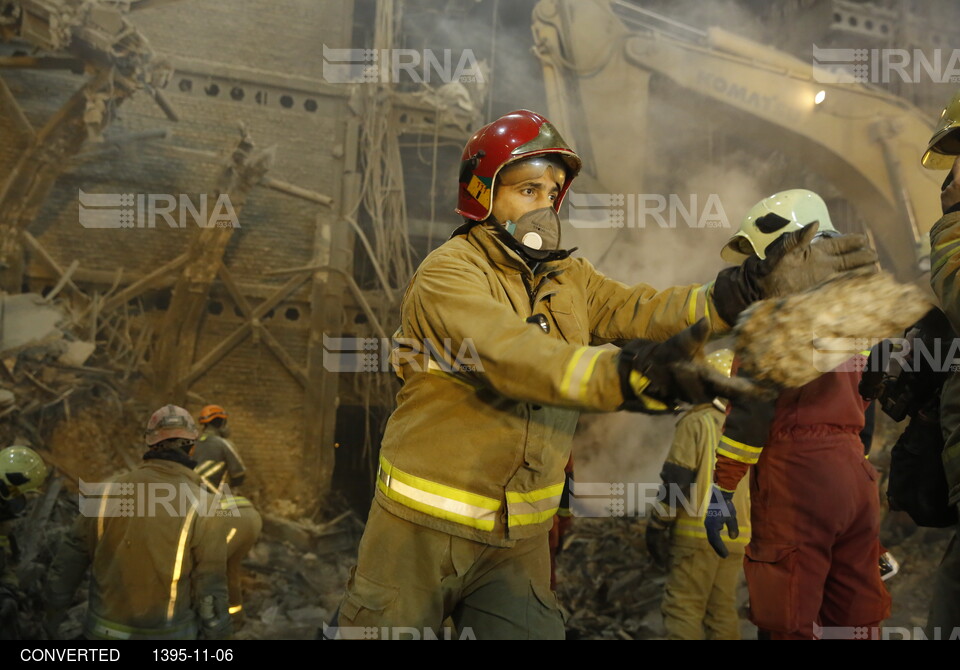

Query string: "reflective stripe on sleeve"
[[717, 435, 763, 465]]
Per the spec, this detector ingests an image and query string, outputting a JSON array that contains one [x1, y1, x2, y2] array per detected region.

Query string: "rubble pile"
[[553, 517, 670, 640]]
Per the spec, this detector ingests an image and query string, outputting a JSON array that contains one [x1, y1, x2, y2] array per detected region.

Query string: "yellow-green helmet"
[[721, 189, 837, 265], [0, 446, 47, 500], [705, 349, 734, 378], [922, 89, 960, 170]]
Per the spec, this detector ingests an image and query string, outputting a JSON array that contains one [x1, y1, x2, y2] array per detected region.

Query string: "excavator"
[[532, 0, 945, 280]]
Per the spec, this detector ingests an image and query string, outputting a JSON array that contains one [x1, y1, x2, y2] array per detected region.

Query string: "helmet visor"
[[498, 157, 568, 187]]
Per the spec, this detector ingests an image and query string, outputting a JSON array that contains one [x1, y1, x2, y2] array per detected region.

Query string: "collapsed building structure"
[[0, 0, 958, 639]]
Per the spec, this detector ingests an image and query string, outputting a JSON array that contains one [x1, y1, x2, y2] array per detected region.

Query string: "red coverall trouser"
[[746, 430, 891, 639]]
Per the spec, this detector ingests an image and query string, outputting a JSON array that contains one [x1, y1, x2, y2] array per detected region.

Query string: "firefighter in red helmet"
[[334, 110, 877, 639]]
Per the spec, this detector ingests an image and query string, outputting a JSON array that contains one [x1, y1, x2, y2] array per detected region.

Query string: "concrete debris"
[[57, 341, 95, 367], [0, 294, 64, 355], [734, 272, 932, 388]]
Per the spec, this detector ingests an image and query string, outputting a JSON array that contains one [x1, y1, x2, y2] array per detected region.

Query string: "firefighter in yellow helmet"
[[334, 110, 877, 639], [924, 89, 960, 633], [645, 350, 750, 640], [45, 405, 231, 640], [1, 445, 47, 640], [194, 404, 260, 627]]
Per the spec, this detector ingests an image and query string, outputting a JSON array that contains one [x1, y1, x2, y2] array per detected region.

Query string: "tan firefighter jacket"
[[376, 221, 729, 546], [929, 209, 960, 505], [46, 458, 230, 640], [658, 403, 750, 552]]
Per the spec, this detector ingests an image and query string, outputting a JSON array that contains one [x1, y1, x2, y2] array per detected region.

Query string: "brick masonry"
[[0, 0, 357, 512]]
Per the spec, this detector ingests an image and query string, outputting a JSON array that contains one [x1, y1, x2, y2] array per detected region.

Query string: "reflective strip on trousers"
[[377, 455, 500, 531], [506, 483, 565, 526], [87, 612, 196, 641]]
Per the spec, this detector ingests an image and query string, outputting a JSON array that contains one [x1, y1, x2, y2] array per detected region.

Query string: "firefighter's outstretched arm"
[[712, 222, 877, 325]]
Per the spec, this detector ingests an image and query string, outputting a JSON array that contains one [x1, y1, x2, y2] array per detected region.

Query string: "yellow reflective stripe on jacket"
[[560, 347, 604, 403], [220, 495, 252, 510], [687, 281, 714, 328], [674, 518, 750, 543], [196, 460, 225, 478], [378, 456, 500, 531], [167, 506, 197, 621], [932, 237, 960, 272], [717, 435, 763, 465], [87, 612, 196, 641], [506, 483, 565, 527]]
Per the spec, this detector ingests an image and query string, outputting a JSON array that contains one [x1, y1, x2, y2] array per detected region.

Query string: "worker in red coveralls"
[[704, 189, 891, 640]]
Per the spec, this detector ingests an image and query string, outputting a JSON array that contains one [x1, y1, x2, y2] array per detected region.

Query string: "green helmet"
[[0, 446, 47, 500], [922, 89, 960, 170], [721, 189, 837, 265]]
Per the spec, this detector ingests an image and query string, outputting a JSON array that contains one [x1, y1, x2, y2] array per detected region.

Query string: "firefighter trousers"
[[225, 505, 262, 618], [336, 501, 564, 640], [661, 543, 742, 640]]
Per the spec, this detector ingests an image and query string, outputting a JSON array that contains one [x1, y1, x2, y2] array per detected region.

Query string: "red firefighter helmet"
[[456, 109, 582, 222]]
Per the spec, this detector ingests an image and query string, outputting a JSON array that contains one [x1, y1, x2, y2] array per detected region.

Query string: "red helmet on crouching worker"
[[456, 109, 582, 222]]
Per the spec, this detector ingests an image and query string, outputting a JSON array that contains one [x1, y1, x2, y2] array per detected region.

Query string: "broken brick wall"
[[0, 0, 357, 514]]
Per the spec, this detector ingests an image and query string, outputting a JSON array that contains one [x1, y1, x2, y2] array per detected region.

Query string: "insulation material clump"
[[734, 271, 933, 388]]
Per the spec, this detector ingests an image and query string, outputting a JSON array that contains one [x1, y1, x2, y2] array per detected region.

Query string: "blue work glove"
[[705, 485, 739, 558]]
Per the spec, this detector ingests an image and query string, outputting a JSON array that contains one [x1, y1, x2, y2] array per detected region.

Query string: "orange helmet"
[[198, 404, 228, 425], [145, 405, 199, 446]]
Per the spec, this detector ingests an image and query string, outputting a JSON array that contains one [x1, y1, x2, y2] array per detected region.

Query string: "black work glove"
[[645, 515, 673, 570], [712, 222, 878, 325], [618, 319, 764, 413]]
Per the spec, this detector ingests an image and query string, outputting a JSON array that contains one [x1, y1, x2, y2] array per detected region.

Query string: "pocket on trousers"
[[744, 542, 800, 633], [528, 580, 566, 639], [340, 569, 399, 628]]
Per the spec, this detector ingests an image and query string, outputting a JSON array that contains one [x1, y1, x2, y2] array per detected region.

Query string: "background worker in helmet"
[[194, 405, 261, 627], [194, 405, 246, 489], [334, 109, 877, 639], [193, 405, 263, 627], [922, 89, 960, 633], [705, 190, 891, 640], [0, 445, 47, 640], [45, 405, 232, 641], [646, 349, 749, 640]]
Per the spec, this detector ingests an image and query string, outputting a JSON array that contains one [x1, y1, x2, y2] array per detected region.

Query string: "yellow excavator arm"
[[533, 0, 944, 279]]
